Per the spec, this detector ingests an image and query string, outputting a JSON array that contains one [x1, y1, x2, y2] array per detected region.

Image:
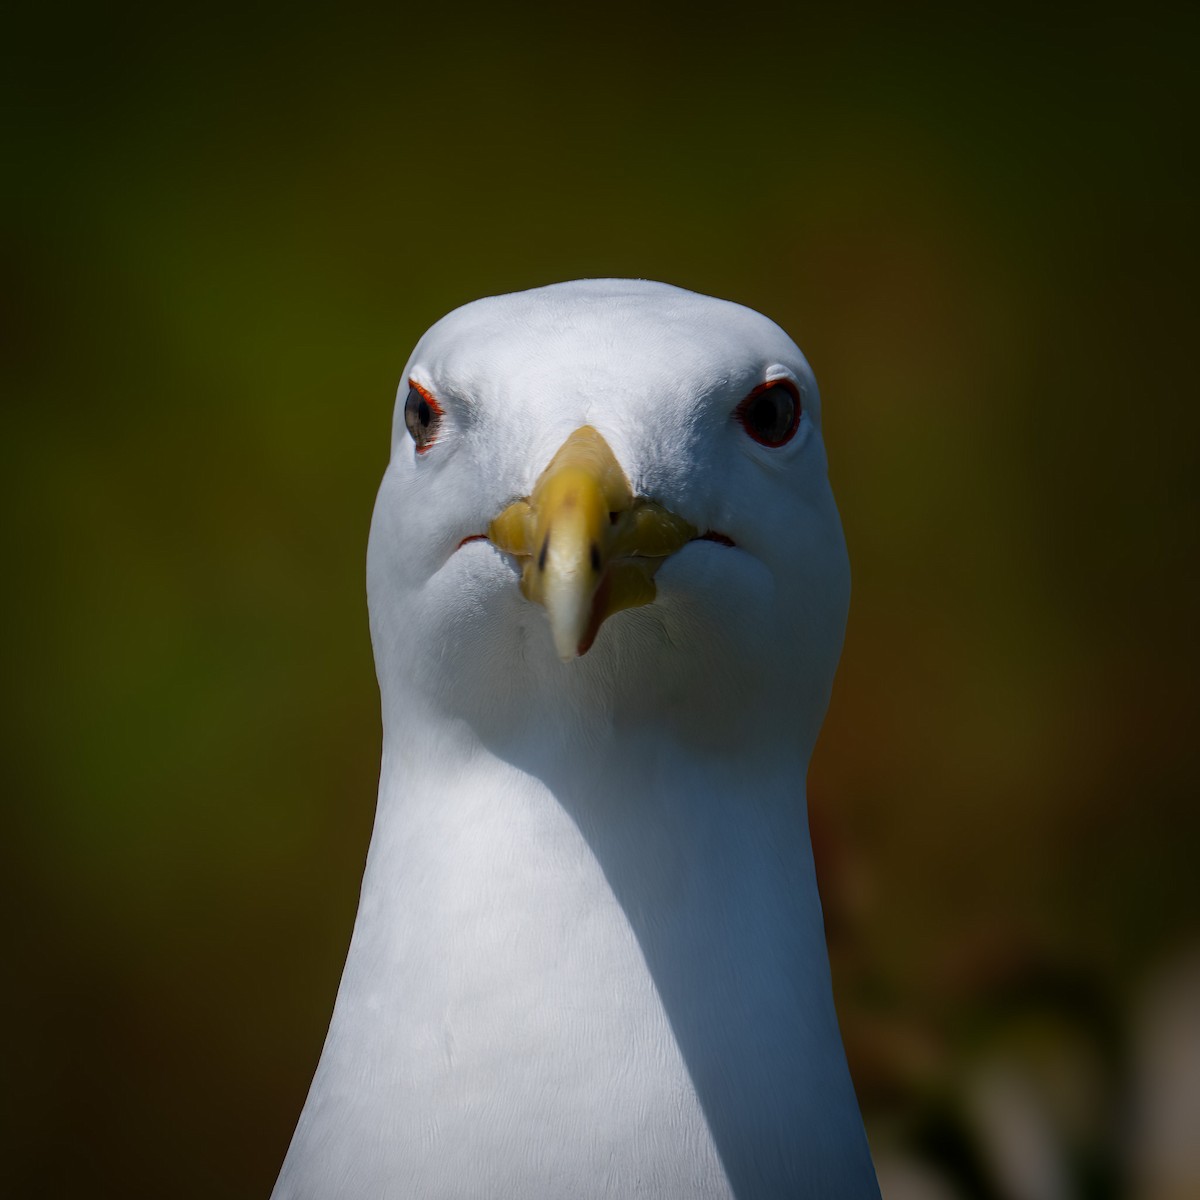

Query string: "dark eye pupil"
[[750, 394, 785, 436], [417, 399, 431, 426]]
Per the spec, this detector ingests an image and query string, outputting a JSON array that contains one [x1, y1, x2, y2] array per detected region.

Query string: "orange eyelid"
[[407, 378, 445, 454], [734, 377, 802, 447], [408, 378, 445, 415]]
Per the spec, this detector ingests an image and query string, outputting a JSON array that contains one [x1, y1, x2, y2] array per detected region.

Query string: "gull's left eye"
[[735, 379, 801, 448], [404, 381, 444, 453]]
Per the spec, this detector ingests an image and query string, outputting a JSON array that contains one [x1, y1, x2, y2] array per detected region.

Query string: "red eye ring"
[[735, 378, 801, 448], [405, 379, 445, 454]]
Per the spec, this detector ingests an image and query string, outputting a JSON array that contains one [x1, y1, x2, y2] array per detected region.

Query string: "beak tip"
[[552, 629, 583, 662]]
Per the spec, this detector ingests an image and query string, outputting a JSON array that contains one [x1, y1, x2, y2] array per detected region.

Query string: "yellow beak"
[[488, 426, 697, 660]]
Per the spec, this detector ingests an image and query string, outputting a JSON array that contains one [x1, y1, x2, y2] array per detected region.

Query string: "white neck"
[[274, 714, 878, 1199]]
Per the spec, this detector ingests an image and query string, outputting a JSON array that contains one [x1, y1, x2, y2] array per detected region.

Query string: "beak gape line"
[[488, 426, 697, 660]]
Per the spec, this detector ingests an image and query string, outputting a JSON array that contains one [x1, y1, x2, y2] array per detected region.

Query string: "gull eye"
[[404, 381, 443, 453], [735, 379, 801, 448]]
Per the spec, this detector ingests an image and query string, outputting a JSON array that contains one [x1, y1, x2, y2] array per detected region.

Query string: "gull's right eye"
[[404, 381, 443, 453]]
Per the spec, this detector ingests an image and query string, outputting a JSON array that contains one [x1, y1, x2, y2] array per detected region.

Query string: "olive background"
[[4, 6, 1197, 1197]]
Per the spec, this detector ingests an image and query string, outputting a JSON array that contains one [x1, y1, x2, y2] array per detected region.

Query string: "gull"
[[272, 279, 880, 1199]]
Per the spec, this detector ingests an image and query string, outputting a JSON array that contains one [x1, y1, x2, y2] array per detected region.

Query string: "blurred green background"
[[4, 6, 1198, 1198]]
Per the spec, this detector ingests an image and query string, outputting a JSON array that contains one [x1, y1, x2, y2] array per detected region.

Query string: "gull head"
[[367, 279, 850, 751]]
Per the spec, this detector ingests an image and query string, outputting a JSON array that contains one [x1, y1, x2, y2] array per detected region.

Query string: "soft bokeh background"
[[4, 6, 1197, 1198]]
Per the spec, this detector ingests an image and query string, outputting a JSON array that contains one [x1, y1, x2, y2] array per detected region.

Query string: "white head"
[[367, 279, 850, 759]]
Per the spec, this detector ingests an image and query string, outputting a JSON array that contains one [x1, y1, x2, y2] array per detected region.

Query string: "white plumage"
[[272, 279, 880, 1198]]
